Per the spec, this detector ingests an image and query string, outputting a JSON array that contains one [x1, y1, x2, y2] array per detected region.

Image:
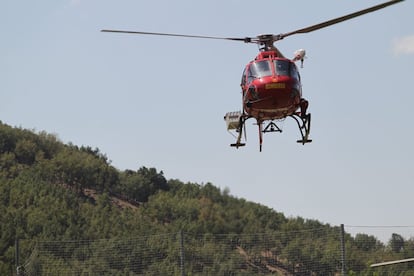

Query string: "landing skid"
[[225, 112, 312, 151], [230, 142, 246, 148]]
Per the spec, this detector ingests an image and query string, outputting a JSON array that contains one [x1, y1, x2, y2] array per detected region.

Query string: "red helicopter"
[[102, 0, 403, 151]]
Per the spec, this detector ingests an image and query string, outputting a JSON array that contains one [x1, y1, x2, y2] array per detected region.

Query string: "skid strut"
[[291, 113, 312, 144], [230, 115, 247, 148]]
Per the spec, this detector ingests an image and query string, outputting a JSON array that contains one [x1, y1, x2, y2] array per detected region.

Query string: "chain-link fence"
[[16, 226, 414, 275]]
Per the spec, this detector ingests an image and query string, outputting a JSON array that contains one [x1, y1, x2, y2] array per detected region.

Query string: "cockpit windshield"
[[273, 60, 290, 76], [243, 59, 300, 85], [249, 61, 272, 78]]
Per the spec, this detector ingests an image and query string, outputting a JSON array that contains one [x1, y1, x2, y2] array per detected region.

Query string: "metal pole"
[[179, 230, 185, 276], [340, 224, 346, 276]]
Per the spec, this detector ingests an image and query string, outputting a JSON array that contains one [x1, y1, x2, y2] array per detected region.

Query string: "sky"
[[2, 0, 413, 243]]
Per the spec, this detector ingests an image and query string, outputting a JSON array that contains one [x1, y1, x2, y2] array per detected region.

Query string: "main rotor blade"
[[101, 29, 250, 42], [279, 0, 404, 39]]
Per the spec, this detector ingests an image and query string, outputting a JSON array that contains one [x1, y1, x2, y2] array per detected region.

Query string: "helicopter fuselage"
[[241, 51, 303, 121]]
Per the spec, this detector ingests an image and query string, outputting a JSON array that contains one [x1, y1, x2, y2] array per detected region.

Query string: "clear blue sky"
[[2, 0, 413, 242]]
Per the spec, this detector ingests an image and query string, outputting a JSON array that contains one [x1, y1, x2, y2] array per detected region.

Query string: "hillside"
[[1, 121, 413, 275]]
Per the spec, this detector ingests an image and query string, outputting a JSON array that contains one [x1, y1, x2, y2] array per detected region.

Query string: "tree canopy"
[[0, 121, 413, 275]]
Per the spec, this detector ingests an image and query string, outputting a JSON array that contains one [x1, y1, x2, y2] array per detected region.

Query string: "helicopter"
[[102, 0, 404, 151]]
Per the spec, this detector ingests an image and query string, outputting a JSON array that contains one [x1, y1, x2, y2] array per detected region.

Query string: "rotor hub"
[[255, 34, 280, 51]]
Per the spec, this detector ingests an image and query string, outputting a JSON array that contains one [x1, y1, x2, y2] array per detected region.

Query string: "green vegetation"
[[1, 121, 414, 275]]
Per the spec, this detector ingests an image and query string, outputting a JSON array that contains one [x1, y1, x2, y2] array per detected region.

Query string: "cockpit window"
[[249, 61, 272, 79], [241, 68, 247, 86], [290, 63, 300, 81], [274, 60, 290, 76]]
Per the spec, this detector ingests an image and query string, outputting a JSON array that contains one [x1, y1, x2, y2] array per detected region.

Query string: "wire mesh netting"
[[19, 228, 346, 276]]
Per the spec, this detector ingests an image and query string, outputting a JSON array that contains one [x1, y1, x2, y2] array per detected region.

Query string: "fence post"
[[15, 238, 20, 276], [179, 230, 185, 276], [340, 224, 346, 276]]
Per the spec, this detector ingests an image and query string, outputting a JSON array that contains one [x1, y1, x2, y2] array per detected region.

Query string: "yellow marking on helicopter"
[[265, 83, 286, 89]]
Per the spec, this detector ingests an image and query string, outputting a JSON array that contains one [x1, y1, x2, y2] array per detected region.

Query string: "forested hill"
[[1, 121, 413, 275]]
